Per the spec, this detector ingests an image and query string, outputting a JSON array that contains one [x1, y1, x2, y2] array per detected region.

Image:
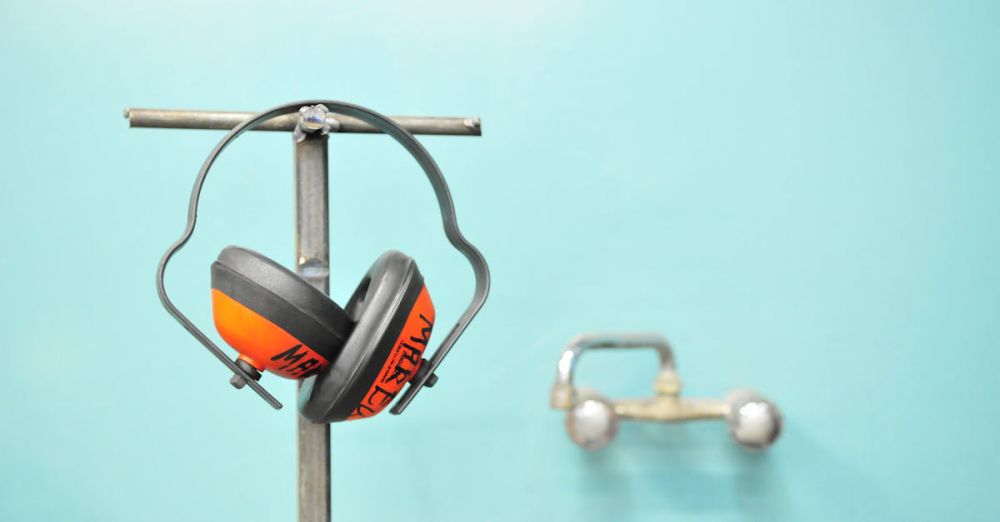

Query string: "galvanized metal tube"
[[124, 107, 481, 136], [295, 127, 332, 522]]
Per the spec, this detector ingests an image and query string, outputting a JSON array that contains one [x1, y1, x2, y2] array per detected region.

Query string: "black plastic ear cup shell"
[[298, 250, 425, 422], [211, 246, 354, 363]]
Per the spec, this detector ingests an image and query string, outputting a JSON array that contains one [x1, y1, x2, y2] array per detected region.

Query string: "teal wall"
[[2, 1, 998, 520]]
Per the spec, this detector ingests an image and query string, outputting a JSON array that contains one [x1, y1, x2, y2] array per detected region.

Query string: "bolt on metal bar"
[[295, 118, 332, 522], [123, 107, 481, 136]]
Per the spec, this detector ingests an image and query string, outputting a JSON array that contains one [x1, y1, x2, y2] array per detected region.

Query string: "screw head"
[[230, 359, 262, 390], [298, 105, 329, 132]]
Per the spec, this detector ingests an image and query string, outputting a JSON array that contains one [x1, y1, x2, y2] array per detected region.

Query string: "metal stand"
[[125, 105, 481, 522], [295, 121, 332, 522]]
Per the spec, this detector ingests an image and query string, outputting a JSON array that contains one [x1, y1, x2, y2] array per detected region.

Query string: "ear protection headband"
[[550, 332, 782, 450], [156, 100, 490, 421]]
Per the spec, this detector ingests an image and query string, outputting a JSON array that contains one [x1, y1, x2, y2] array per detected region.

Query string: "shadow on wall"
[[567, 421, 882, 521]]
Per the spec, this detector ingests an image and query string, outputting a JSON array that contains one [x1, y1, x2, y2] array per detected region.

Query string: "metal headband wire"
[[155, 100, 491, 412]]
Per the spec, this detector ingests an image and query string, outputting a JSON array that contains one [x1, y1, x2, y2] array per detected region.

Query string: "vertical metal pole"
[[295, 126, 331, 522]]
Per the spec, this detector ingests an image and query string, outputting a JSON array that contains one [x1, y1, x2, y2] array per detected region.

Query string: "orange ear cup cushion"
[[297, 250, 435, 422], [211, 246, 354, 379]]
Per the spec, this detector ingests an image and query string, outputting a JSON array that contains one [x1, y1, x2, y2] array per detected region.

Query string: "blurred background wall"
[[1, 1, 998, 520]]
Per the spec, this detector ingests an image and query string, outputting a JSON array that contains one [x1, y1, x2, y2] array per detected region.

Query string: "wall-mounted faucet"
[[550, 332, 782, 451]]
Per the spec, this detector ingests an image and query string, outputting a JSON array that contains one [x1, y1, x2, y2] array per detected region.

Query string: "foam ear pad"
[[298, 250, 435, 422], [211, 246, 354, 379]]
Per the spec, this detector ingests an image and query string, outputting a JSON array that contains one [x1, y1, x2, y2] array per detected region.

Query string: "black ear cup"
[[298, 250, 434, 423], [211, 246, 354, 379]]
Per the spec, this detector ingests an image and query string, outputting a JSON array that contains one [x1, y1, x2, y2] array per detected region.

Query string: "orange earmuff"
[[154, 100, 490, 417], [299, 250, 436, 422], [210, 246, 436, 421]]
